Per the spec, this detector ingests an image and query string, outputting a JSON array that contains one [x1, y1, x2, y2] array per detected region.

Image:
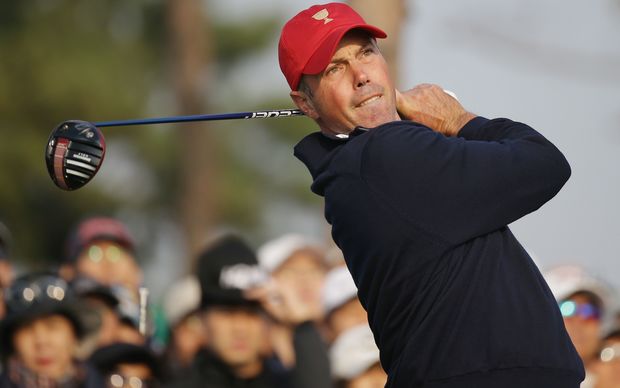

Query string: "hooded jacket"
[[294, 117, 584, 387]]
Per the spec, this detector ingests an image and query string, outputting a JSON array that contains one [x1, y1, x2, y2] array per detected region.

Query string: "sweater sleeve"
[[361, 118, 571, 245]]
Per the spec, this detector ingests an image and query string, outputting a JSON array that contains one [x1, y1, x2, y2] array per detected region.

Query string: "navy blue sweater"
[[294, 117, 584, 388]]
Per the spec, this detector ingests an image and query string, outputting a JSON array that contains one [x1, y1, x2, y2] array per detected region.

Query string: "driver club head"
[[45, 120, 106, 191]]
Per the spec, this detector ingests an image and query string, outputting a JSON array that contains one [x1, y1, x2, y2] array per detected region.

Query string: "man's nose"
[[351, 62, 370, 88]]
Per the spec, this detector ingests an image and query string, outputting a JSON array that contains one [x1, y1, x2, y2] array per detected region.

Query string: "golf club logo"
[[250, 110, 302, 119], [312, 9, 333, 24]]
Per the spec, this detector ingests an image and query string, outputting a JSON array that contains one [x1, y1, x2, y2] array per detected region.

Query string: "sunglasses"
[[4, 275, 70, 313], [559, 300, 601, 321]]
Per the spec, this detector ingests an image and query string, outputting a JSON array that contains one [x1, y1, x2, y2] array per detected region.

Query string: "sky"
[[146, 0, 620, 295]]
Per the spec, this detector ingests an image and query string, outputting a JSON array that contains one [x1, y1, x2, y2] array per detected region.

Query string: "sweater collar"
[[293, 127, 369, 181]]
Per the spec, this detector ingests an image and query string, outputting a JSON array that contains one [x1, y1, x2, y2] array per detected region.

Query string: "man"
[[0, 273, 103, 387], [544, 264, 617, 388], [90, 342, 161, 388], [168, 234, 330, 388], [257, 234, 328, 368], [592, 324, 620, 388], [161, 275, 205, 380], [61, 217, 142, 295], [279, 3, 583, 387], [258, 234, 327, 324]]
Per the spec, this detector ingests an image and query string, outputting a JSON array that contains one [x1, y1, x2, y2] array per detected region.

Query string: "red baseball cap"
[[278, 3, 387, 91]]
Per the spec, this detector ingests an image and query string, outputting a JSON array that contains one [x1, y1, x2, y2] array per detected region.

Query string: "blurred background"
[[0, 0, 619, 300]]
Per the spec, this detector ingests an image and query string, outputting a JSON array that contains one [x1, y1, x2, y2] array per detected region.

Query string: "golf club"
[[45, 108, 304, 191]]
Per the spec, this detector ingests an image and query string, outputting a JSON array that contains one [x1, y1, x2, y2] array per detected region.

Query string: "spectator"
[[592, 324, 620, 388], [0, 222, 14, 320], [258, 234, 327, 323], [167, 234, 288, 388], [90, 343, 161, 388], [72, 275, 124, 355], [113, 285, 147, 346], [61, 217, 142, 295], [257, 234, 328, 369], [0, 273, 103, 387], [545, 265, 617, 388], [161, 275, 205, 380], [330, 324, 386, 388], [323, 266, 368, 341]]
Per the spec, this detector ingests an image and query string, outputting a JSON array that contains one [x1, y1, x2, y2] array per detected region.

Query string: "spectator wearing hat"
[[257, 234, 328, 370], [90, 343, 161, 388], [544, 265, 618, 388], [258, 234, 328, 323], [0, 222, 14, 320], [330, 324, 386, 388], [168, 234, 331, 388], [0, 273, 104, 387], [323, 266, 368, 342], [161, 275, 205, 381], [167, 234, 287, 388], [590, 324, 620, 388], [61, 217, 142, 296], [72, 276, 124, 357]]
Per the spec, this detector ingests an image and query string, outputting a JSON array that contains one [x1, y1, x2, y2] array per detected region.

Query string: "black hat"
[[89, 343, 161, 380], [0, 272, 101, 355], [196, 234, 268, 309], [71, 275, 120, 309]]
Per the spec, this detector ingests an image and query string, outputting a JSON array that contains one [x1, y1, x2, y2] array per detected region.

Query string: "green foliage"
[[0, 0, 319, 267]]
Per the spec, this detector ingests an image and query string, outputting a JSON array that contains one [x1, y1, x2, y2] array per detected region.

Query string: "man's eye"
[[362, 48, 374, 56], [326, 65, 340, 75]]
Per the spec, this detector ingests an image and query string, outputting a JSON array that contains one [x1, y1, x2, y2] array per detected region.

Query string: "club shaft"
[[94, 109, 304, 128]]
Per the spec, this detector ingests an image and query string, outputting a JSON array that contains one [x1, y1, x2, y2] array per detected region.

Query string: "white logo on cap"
[[219, 264, 268, 290], [312, 9, 333, 25]]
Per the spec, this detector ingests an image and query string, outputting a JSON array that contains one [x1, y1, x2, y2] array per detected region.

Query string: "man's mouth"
[[356, 94, 382, 108]]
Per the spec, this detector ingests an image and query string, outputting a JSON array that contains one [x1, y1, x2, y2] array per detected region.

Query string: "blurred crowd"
[[0, 217, 618, 388]]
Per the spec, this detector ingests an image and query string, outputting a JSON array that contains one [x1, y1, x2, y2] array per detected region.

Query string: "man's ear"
[[290, 91, 319, 120]]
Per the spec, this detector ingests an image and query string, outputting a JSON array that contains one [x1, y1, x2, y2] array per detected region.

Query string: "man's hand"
[[244, 279, 316, 326], [396, 84, 476, 137]]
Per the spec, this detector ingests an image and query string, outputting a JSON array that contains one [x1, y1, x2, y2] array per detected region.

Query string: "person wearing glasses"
[[61, 217, 142, 297], [544, 264, 617, 388], [0, 272, 104, 387]]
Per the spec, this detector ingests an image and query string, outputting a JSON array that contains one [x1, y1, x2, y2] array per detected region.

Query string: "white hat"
[[544, 265, 614, 308], [323, 266, 358, 316], [257, 233, 323, 273], [330, 324, 381, 380], [162, 275, 201, 328]]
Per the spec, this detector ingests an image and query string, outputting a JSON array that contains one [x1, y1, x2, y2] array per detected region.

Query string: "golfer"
[[279, 3, 584, 387]]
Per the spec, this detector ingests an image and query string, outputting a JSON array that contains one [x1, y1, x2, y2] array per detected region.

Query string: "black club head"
[[45, 120, 106, 191]]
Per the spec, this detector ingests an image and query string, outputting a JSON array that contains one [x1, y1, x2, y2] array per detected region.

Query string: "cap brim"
[[302, 24, 387, 77], [0, 300, 101, 355]]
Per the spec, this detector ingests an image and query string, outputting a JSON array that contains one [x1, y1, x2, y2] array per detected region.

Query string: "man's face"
[[76, 240, 142, 292], [12, 314, 77, 379], [561, 292, 602, 363], [203, 305, 266, 371], [292, 30, 399, 136], [273, 250, 326, 320]]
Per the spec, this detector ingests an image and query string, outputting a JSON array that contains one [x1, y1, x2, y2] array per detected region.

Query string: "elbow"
[[547, 148, 571, 193]]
